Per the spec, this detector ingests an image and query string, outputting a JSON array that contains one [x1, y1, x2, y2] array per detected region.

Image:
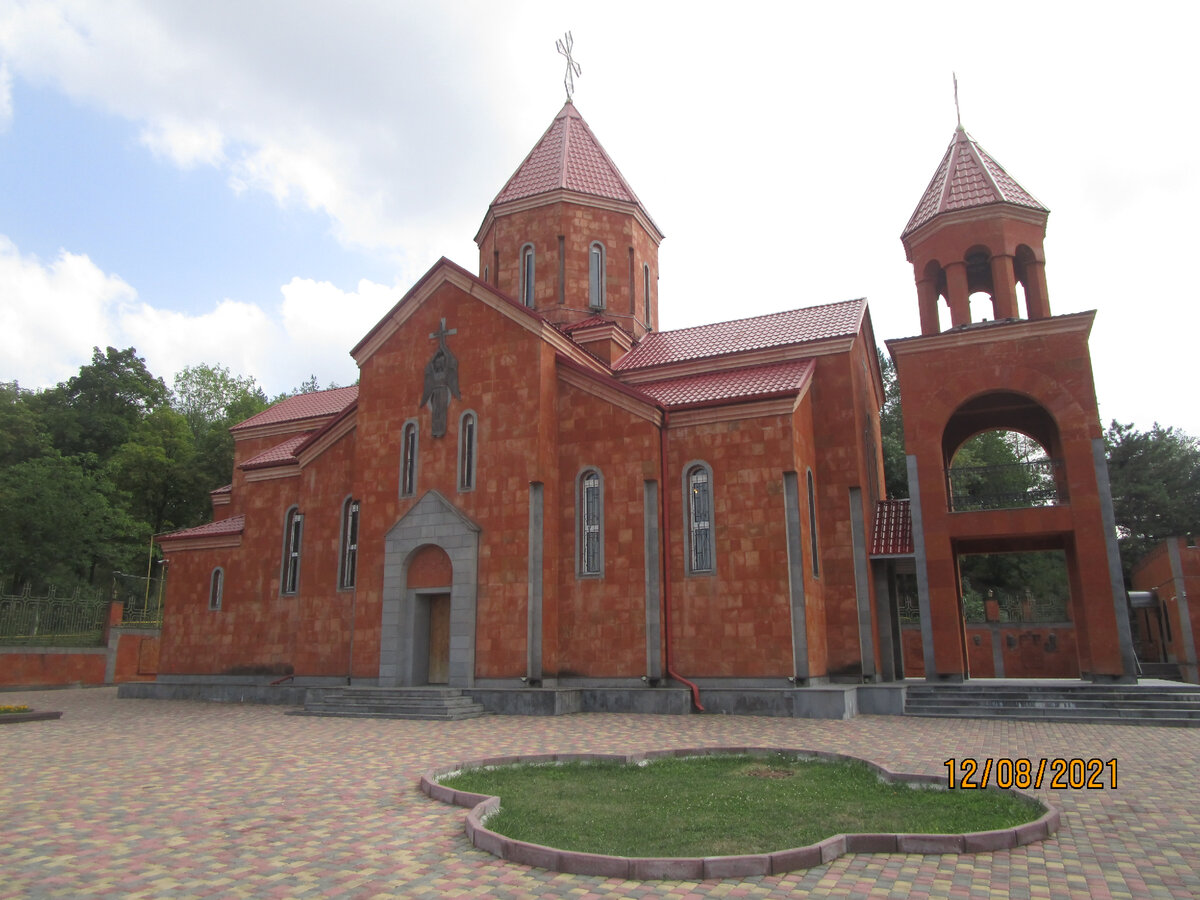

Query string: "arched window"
[[209, 567, 224, 611], [643, 263, 652, 328], [577, 468, 604, 576], [458, 410, 477, 491], [281, 506, 304, 595], [589, 241, 606, 310], [400, 419, 418, 497], [339, 497, 360, 589], [520, 243, 536, 308], [684, 462, 714, 574], [806, 469, 819, 577]]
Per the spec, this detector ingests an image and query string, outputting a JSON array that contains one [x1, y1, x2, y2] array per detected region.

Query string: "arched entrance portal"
[[380, 491, 479, 687]]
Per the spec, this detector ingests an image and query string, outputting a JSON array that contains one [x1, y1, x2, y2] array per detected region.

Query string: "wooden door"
[[427, 594, 451, 684]]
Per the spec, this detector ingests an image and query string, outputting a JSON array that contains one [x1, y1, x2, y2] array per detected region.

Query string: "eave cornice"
[[886, 310, 1096, 356], [474, 189, 665, 245]]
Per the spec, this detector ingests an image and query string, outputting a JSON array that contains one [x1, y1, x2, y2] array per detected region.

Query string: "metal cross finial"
[[953, 72, 963, 130], [556, 31, 581, 102]]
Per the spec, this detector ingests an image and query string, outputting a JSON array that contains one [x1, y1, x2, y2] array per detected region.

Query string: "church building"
[[147, 97, 1137, 716]]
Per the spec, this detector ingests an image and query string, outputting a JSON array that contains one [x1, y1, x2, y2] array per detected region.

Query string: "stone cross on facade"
[[421, 318, 460, 437], [556, 32, 581, 102]]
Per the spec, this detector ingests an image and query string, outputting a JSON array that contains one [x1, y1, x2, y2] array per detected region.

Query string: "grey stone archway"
[[380, 490, 480, 688]]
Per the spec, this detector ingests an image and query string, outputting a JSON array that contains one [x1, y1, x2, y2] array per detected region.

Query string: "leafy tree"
[[1105, 421, 1200, 580], [0, 381, 52, 467], [0, 452, 146, 589], [172, 363, 269, 496], [107, 407, 203, 534], [877, 348, 908, 499], [31, 347, 169, 462]]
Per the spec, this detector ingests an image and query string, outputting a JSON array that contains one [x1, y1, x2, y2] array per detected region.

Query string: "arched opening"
[[964, 245, 995, 324], [406, 543, 454, 684], [942, 393, 1065, 512], [1013, 244, 1043, 319]]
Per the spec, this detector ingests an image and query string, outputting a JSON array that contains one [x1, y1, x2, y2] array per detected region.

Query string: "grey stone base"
[[119, 677, 911, 720]]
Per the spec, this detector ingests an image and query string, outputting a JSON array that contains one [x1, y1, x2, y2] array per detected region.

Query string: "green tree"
[[31, 346, 169, 462], [878, 348, 908, 499], [171, 363, 269, 497], [0, 453, 146, 589], [0, 381, 52, 467], [107, 407, 203, 534], [1105, 421, 1200, 580]]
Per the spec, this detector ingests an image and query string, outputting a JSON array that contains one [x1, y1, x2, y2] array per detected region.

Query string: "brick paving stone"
[[1, 688, 1198, 898]]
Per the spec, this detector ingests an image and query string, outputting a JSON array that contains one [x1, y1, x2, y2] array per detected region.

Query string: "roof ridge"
[[654, 297, 865, 339]]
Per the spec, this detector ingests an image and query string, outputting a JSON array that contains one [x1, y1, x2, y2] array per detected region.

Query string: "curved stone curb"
[[0, 710, 62, 725], [420, 746, 1060, 880]]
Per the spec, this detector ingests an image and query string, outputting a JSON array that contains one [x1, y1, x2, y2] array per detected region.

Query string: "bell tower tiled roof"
[[491, 101, 645, 209], [902, 128, 1047, 238]]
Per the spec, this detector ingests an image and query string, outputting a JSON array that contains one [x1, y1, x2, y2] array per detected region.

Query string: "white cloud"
[[0, 236, 134, 388], [139, 116, 226, 169], [0, 233, 397, 395], [0, 61, 12, 131]]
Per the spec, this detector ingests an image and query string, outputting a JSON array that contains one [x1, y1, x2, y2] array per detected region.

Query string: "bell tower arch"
[[888, 125, 1136, 683]]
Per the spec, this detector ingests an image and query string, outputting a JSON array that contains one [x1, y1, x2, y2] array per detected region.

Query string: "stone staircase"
[[298, 686, 487, 721], [903, 681, 1200, 727]]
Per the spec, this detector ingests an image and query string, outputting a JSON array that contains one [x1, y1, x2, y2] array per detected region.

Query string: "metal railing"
[[946, 458, 1067, 512], [113, 571, 165, 628], [0, 583, 109, 646]]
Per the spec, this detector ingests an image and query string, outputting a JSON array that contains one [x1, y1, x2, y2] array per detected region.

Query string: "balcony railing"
[[946, 458, 1067, 512]]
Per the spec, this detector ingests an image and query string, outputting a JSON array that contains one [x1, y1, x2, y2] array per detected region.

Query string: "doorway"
[[427, 593, 450, 684]]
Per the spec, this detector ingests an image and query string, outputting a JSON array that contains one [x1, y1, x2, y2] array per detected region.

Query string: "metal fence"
[[897, 589, 1069, 624], [113, 571, 165, 627], [0, 582, 109, 646], [946, 458, 1067, 512]]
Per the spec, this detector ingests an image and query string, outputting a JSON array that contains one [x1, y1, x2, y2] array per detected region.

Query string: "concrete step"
[[903, 682, 1200, 726], [299, 686, 488, 721]]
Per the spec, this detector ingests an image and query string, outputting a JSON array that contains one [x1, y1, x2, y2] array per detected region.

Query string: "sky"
[[1, 0, 1197, 435]]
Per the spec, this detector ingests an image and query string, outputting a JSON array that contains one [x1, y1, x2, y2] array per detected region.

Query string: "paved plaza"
[[2, 687, 1198, 899]]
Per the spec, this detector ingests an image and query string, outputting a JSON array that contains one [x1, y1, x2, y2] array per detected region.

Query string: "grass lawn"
[[440, 753, 1043, 857]]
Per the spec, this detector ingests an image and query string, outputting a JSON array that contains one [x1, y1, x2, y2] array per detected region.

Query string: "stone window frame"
[[457, 409, 478, 492], [520, 242, 536, 308], [280, 505, 304, 595], [575, 466, 605, 578], [588, 240, 606, 310], [807, 468, 820, 578], [399, 418, 419, 498], [682, 460, 716, 576], [208, 566, 224, 611], [338, 495, 360, 590]]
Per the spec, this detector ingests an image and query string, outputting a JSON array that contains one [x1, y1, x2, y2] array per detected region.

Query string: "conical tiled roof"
[[902, 128, 1047, 237], [492, 101, 643, 207]]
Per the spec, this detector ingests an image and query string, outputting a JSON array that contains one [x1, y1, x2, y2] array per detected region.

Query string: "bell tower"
[[901, 126, 1051, 335], [474, 101, 663, 359], [887, 124, 1137, 683]]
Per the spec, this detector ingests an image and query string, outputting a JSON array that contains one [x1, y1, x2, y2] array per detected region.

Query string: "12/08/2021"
[[944, 757, 1117, 789]]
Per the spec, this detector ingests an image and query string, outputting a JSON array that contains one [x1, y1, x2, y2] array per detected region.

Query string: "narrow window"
[[520, 243, 536, 307], [686, 463, 714, 574], [400, 419, 418, 497], [807, 469, 820, 577], [339, 498, 360, 589], [644, 263, 652, 328], [589, 241, 606, 310], [281, 507, 304, 595], [557, 235, 566, 304], [578, 468, 603, 576], [458, 410, 477, 491], [628, 247, 635, 315], [209, 567, 224, 611]]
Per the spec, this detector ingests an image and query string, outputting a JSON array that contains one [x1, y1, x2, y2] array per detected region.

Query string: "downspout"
[[658, 407, 704, 711]]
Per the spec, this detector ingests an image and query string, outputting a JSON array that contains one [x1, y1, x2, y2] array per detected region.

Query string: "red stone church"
[[146, 100, 1139, 716]]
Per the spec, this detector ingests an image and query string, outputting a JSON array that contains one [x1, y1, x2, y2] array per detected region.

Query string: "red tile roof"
[[637, 359, 814, 409], [870, 499, 913, 556], [231, 386, 358, 433], [158, 514, 245, 541], [240, 433, 313, 470], [210, 483, 232, 495], [493, 102, 642, 207], [614, 299, 865, 371], [560, 314, 613, 333], [903, 128, 1047, 237]]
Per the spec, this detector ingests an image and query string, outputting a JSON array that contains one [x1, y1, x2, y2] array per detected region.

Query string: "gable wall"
[[350, 282, 550, 679]]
